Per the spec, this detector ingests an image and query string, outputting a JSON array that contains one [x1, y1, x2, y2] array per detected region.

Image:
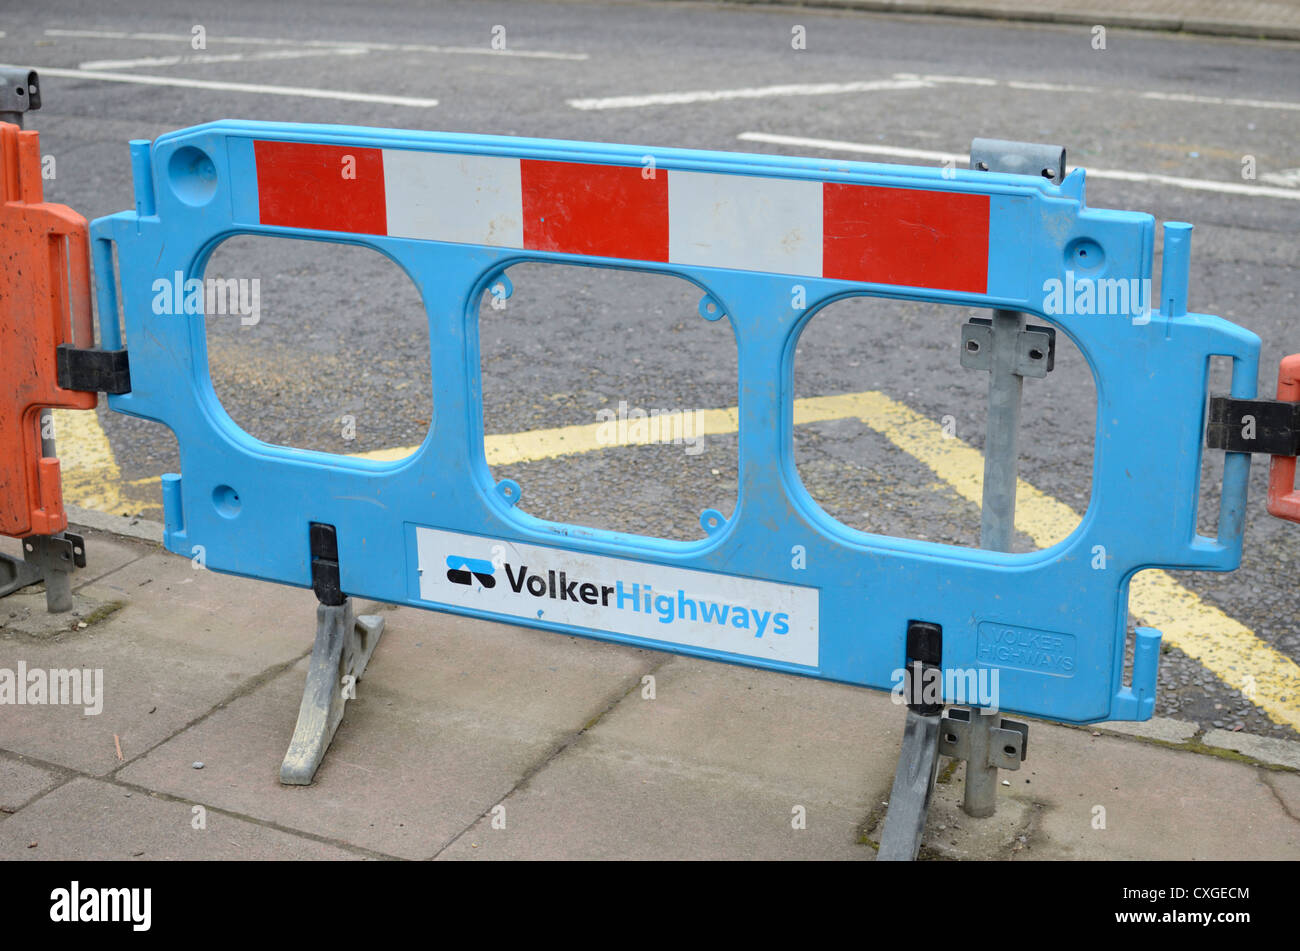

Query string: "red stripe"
[[520, 159, 668, 261], [822, 184, 989, 293], [254, 141, 387, 235]]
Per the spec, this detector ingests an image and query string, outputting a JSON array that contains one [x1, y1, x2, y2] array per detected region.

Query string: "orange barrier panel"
[[1267, 354, 1300, 523], [0, 121, 96, 538]]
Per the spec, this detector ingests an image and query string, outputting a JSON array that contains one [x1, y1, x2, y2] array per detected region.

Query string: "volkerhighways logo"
[[0, 663, 103, 715], [50, 882, 151, 932], [417, 528, 821, 667], [446, 556, 497, 588]]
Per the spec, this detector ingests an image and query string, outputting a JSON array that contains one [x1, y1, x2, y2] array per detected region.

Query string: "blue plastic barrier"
[[91, 120, 1259, 724]]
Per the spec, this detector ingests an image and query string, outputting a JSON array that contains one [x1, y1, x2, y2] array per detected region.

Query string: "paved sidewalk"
[[0, 515, 1296, 860], [713, 0, 1300, 41]]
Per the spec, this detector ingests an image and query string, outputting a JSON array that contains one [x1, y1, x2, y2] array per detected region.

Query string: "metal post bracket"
[[939, 707, 1029, 771], [961, 317, 1056, 378]]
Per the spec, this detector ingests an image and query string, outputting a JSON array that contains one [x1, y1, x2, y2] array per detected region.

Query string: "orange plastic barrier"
[[0, 121, 96, 538], [1267, 354, 1300, 523]]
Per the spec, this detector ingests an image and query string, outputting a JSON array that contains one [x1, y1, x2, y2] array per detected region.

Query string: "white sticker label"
[[416, 527, 819, 667]]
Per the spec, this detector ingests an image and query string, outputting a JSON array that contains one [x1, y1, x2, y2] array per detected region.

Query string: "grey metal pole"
[[963, 309, 1024, 817], [958, 138, 1065, 819]]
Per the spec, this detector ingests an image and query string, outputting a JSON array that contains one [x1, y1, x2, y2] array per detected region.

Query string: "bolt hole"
[[1004, 745, 1017, 755], [976, 161, 989, 171], [15, 87, 25, 96], [1041, 167, 1055, 179], [946, 733, 958, 743], [966, 340, 980, 352], [1029, 348, 1044, 360]]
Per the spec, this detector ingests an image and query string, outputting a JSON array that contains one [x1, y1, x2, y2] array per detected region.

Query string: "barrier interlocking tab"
[[1268, 354, 1300, 523], [93, 121, 1260, 726], [0, 122, 97, 538]]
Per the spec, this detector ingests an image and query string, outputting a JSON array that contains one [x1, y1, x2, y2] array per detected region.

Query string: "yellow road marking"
[[53, 391, 1299, 729], [806, 391, 1300, 732], [50, 407, 139, 517]]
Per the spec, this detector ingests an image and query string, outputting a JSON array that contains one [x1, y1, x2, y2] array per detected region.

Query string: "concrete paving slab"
[[1263, 771, 1300, 819], [0, 755, 64, 815], [0, 552, 321, 776], [436, 654, 911, 859], [1202, 728, 1300, 770], [118, 610, 654, 859], [1011, 723, 1300, 859], [1094, 717, 1200, 745], [0, 777, 360, 860], [583, 654, 905, 800], [438, 733, 875, 860]]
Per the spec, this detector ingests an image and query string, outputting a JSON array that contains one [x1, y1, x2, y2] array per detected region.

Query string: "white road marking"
[[568, 78, 929, 110], [44, 28, 588, 60], [32, 66, 439, 108], [1140, 90, 1300, 112], [898, 71, 1300, 111], [737, 132, 1300, 202], [79, 47, 371, 71]]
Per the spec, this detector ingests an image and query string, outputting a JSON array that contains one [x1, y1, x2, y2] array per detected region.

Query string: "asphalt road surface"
[[4, 0, 1298, 739]]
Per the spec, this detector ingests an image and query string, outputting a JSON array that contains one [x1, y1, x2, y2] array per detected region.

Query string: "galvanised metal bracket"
[[961, 316, 1056, 378], [91, 121, 1258, 793], [1207, 354, 1300, 523], [938, 707, 1028, 770], [0, 67, 40, 126]]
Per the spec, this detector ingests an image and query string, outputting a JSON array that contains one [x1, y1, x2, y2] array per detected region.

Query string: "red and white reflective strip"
[[253, 140, 990, 294]]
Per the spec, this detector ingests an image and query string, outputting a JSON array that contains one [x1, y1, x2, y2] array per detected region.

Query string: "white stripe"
[[1140, 90, 1300, 112], [79, 47, 371, 71], [383, 151, 523, 247], [44, 28, 587, 61], [668, 171, 822, 276], [28, 67, 438, 108], [737, 132, 1300, 202], [568, 78, 929, 110], [896, 71, 1300, 111]]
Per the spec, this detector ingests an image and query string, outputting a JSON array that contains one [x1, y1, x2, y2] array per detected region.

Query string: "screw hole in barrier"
[[699, 508, 726, 534], [213, 484, 241, 518], [168, 145, 218, 207], [1065, 237, 1105, 273], [496, 478, 522, 506], [698, 294, 725, 321]]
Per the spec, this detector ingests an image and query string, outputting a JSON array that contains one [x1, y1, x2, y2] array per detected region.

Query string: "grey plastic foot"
[[279, 597, 385, 785], [877, 709, 943, 861], [0, 553, 43, 598]]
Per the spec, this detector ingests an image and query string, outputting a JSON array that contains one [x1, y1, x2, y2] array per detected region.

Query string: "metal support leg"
[[279, 597, 385, 785], [879, 621, 944, 860], [0, 554, 42, 597], [878, 709, 943, 860]]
